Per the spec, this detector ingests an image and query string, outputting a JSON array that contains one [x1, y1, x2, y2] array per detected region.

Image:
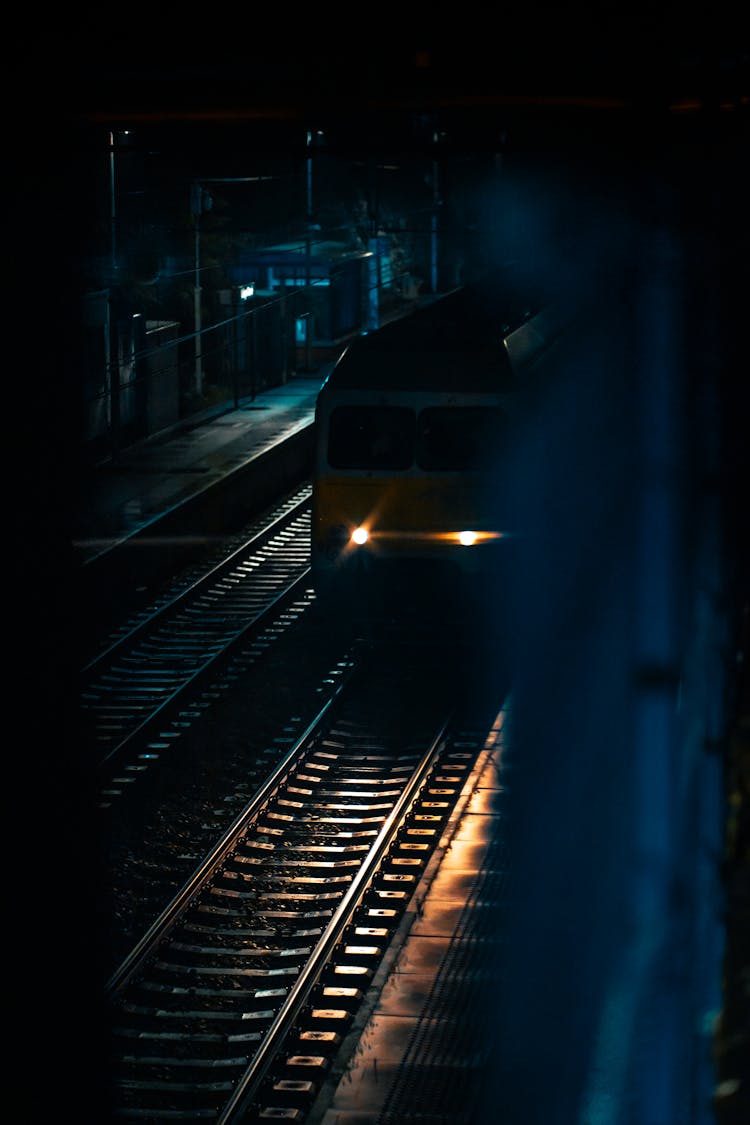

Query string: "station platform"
[[71, 298, 444, 572], [73, 370, 331, 569]]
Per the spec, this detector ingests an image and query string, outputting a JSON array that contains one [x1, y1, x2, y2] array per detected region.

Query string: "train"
[[310, 273, 567, 627]]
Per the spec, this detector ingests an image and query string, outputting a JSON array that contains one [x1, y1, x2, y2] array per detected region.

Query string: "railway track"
[[79, 476, 512, 1122], [80, 487, 315, 806], [104, 642, 498, 1122]]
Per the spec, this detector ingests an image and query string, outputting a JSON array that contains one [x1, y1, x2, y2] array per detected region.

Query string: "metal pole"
[[305, 129, 312, 372], [194, 210, 202, 395], [430, 130, 440, 293], [232, 289, 240, 409], [108, 130, 116, 272]]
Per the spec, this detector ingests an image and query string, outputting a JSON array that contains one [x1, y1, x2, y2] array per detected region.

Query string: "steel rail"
[[217, 712, 453, 1124], [82, 489, 311, 677], [97, 569, 312, 770], [105, 661, 357, 997]]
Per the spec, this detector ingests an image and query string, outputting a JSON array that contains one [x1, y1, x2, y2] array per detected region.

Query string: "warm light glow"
[[483, 707, 507, 750], [337, 527, 512, 549], [364, 530, 506, 543]]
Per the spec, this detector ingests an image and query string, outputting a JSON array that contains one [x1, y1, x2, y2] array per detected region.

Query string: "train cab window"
[[327, 405, 416, 469], [417, 407, 508, 470]]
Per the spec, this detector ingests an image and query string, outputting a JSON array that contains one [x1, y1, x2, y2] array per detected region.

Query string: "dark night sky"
[[11, 4, 749, 114]]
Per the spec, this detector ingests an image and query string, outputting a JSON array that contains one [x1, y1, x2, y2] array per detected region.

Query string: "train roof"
[[321, 278, 560, 394]]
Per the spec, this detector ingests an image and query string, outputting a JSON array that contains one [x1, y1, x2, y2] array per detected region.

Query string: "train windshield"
[[417, 407, 508, 470], [328, 405, 415, 469]]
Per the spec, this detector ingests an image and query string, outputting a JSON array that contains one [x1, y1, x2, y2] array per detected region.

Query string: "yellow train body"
[[310, 279, 564, 621]]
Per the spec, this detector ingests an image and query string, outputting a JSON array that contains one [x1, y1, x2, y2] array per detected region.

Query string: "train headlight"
[[458, 530, 478, 546], [351, 527, 369, 545]]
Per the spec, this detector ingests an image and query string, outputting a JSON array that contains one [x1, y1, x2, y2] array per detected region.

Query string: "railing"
[[81, 270, 424, 465]]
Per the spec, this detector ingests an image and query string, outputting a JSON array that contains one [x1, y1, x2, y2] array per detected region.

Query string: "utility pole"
[[366, 154, 380, 331], [192, 180, 203, 396], [191, 180, 211, 396], [194, 215, 202, 395], [430, 129, 441, 294], [305, 129, 313, 372], [108, 130, 117, 272]]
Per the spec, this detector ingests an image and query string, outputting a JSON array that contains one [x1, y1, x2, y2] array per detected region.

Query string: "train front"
[[311, 381, 518, 625]]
